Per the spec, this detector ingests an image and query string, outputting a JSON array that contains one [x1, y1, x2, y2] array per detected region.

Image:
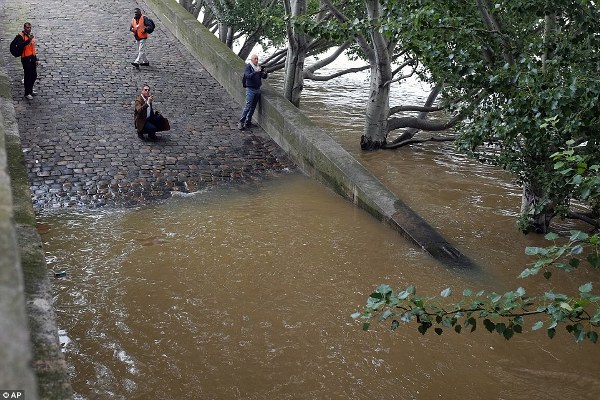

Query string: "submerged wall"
[[144, 0, 476, 269]]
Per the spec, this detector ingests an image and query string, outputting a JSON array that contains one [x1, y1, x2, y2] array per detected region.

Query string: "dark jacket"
[[243, 63, 268, 89], [134, 95, 158, 133]]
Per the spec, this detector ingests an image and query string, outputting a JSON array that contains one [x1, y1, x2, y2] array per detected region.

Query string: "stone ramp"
[[1, 0, 295, 210]]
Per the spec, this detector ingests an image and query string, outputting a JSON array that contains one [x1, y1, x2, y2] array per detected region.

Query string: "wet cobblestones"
[[1, 0, 295, 210]]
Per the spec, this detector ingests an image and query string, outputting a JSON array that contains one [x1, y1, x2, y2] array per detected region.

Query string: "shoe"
[[245, 122, 252, 129], [140, 62, 149, 67], [25, 94, 34, 100], [237, 121, 245, 130], [131, 62, 140, 69], [137, 133, 145, 140], [148, 133, 158, 141], [31, 90, 38, 96]]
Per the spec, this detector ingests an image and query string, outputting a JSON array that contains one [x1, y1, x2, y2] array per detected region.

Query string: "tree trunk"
[[520, 182, 554, 233], [238, 32, 260, 60], [283, 0, 308, 107], [361, 0, 393, 150], [218, 23, 229, 44], [361, 63, 391, 150]]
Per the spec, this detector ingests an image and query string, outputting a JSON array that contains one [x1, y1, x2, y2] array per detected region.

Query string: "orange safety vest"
[[19, 32, 36, 58], [131, 15, 148, 40]]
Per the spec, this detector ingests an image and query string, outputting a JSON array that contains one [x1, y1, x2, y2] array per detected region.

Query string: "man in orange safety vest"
[[12, 22, 38, 99], [129, 8, 154, 70]]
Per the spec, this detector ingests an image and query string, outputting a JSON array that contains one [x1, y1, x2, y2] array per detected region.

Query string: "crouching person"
[[134, 84, 169, 141]]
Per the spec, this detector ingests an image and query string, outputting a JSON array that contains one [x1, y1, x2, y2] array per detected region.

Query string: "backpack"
[[9, 35, 23, 57], [242, 74, 247, 88], [145, 17, 155, 34]]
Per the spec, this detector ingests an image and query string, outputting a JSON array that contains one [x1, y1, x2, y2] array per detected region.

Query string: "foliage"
[[386, 0, 600, 230], [549, 140, 600, 219], [212, 0, 288, 48], [354, 153, 600, 342], [353, 231, 600, 342]]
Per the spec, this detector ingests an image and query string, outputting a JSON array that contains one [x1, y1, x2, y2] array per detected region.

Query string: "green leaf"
[[543, 271, 552, 279], [569, 258, 580, 268], [454, 325, 462, 334], [588, 253, 600, 269], [503, 328, 514, 340], [440, 287, 452, 298], [532, 321, 544, 331], [391, 320, 400, 330], [570, 231, 588, 241], [560, 302, 573, 311], [495, 323, 507, 334], [418, 322, 431, 335], [525, 246, 543, 255], [380, 309, 393, 320], [362, 322, 370, 331], [351, 312, 361, 319], [467, 317, 477, 332], [398, 290, 410, 300], [434, 328, 443, 335], [375, 284, 393, 295], [463, 289, 473, 296], [548, 328, 556, 339], [518, 268, 535, 278], [369, 292, 383, 300], [544, 232, 560, 241], [570, 245, 584, 255], [587, 331, 598, 344], [484, 319, 496, 333], [579, 282, 593, 293]]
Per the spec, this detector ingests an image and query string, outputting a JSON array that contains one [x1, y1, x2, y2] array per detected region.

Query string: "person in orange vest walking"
[[12, 22, 38, 100], [129, 8, 155, 70]]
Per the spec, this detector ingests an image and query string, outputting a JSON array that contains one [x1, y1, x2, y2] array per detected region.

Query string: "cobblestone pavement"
[[1, 0, 295, 210]]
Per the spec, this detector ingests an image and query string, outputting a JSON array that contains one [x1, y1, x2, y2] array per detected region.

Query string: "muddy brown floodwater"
[[40, 68, 600, 399]]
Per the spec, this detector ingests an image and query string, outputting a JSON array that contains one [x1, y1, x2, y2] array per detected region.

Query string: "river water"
[[39, 56, 600, 399]]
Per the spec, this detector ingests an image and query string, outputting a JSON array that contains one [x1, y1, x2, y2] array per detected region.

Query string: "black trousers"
[[21, 56, 37, 96], [142, 113, 163, 136]]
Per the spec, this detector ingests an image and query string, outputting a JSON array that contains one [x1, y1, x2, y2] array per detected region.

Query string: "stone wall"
[[0, 66, 39, 400], [0, 28, 73, 400]]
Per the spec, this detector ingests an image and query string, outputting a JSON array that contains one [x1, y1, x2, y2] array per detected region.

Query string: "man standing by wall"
[[238, 54, 268, 130], [130, 8, 154, 69], [13, 22, 38, 100]]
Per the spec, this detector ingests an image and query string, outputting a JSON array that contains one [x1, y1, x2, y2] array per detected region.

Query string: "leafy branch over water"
[[354, 149, 600, 343]]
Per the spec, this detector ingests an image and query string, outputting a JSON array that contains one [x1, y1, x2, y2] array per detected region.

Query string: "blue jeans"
[[240, 88, 261, 124]]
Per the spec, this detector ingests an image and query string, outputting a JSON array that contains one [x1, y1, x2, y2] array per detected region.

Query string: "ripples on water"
[[42, 54, 600, 399]]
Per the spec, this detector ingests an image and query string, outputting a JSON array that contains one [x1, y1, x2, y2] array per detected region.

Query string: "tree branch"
[[566, 211, 600, 230], [384, 135, 455, 149], [389, 105, 444, 115]]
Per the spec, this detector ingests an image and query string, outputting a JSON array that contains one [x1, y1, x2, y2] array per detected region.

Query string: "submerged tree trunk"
[[360, 0, 394, 150], [520, 182, 554, 233], [361, 62, 392, 149]]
